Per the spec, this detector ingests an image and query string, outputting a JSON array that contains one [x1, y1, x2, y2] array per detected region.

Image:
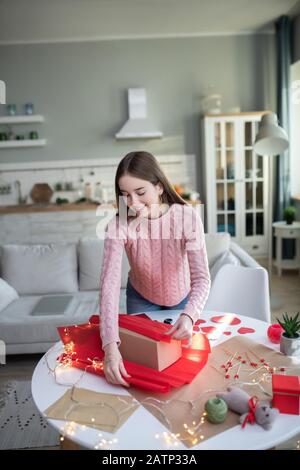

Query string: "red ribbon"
[[242, 396, 259, 428]]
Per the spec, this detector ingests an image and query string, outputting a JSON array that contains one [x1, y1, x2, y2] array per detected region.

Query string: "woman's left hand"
[[165, 314, 193, 348]]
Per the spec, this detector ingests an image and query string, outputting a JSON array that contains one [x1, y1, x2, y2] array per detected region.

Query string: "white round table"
[[31, 310, 300, 450]]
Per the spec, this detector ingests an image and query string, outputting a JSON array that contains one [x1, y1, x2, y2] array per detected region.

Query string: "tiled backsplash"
[[0, 154, 197, 206]]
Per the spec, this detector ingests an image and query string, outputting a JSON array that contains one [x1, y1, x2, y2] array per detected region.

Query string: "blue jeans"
[[126, 278, 189, 314]]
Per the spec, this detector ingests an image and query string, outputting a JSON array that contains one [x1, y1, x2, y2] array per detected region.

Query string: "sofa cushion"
[[204, 233, 231, 267], [0, 292, 97, 345], [78, 237, 130, 291], [0, 289, 127, 347], [0, 244, 78, 295], [0, 278, 19, 312]]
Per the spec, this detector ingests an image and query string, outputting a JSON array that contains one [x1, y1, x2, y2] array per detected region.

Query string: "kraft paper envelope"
[[44, 387, 139, 433]]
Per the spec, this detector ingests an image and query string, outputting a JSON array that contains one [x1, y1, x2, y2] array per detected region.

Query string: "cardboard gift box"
[[272, 374, 300, 415], [119, 327, 182, 371]]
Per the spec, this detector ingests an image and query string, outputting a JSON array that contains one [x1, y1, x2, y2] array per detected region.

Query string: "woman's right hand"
[[103, 342, 131, 387]]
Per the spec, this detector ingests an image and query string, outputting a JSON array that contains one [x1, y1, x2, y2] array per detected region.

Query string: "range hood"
[[115, 88, 163, 140]]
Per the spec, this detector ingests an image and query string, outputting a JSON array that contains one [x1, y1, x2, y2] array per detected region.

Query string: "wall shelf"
[[0, 115, 45, 124], [0, 139, 47, 148]]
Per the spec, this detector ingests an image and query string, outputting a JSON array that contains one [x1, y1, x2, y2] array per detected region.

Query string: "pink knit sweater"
[[99, 203, 211, 348]]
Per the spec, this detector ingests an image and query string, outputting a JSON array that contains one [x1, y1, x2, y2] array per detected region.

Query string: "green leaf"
[[276, 312, 300, 338]]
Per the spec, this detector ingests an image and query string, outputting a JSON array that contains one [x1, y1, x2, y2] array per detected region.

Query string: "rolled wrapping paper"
[[204, 397, 228, 424]]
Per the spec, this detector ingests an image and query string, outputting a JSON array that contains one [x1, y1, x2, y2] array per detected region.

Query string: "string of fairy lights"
[[41, 338, 300, 449], [44, 342, 217, 447]]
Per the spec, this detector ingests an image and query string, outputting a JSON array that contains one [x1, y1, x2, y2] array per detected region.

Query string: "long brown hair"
[[114, 151, 188, 215]]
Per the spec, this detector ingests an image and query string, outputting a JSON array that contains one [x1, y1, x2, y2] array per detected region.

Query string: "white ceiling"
[[0, 0, 299, 44]]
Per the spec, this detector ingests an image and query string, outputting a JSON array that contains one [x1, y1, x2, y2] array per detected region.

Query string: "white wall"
[[0, 34, 276, 202]]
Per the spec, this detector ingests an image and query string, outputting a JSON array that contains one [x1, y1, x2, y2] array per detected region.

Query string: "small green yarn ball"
[[204, 397, 228, 424]]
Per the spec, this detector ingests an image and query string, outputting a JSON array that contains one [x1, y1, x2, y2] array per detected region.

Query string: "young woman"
[[99, 151, 211, 386]]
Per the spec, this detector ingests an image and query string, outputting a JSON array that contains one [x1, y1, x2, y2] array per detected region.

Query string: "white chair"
[[205, 264, 271, 323]]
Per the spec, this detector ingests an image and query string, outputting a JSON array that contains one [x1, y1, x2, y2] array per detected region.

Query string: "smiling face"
[[118, 173, 163, 217]]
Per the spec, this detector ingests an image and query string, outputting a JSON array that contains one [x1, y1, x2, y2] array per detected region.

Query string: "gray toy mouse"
[[217, 386, 279, 430]]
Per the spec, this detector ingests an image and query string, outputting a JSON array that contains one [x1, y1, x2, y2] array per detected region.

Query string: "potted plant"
[[277, 312, 300, 356], [283, 206, 296, 225]]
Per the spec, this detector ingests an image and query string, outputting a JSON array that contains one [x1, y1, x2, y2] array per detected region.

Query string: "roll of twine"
[[204, 397, 228, 424]]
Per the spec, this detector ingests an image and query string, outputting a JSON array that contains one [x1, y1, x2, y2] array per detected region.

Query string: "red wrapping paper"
[[272, 374, 300, 415], [57, 314, 211, 393]]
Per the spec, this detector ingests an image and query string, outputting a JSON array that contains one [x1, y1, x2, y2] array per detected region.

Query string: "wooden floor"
[[0, 259, 299, 450], [265, 261, 300, 324]]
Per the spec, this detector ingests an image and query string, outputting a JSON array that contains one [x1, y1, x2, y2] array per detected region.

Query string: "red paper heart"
[[201, 326, 217, 334], [193, 325, 200, 332], [237, 327, 255, 334], [211, 315, 241, 325], [195, 319, 206, 325], [223, 331, 232, 336], [200, 326, 221, 340]]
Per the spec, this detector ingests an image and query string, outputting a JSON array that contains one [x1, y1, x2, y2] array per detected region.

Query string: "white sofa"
[[0, 233, 265, 355]]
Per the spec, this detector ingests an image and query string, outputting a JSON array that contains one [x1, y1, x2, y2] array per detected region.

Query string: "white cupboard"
[[203, 112, 268, 257]]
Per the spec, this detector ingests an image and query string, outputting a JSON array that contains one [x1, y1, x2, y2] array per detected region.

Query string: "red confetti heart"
[[237, 327, 255, 334], [193, 325, 200, 332], [195, 319, 206, 325], [200, 326, 220, 340], [201, 326, 217, 334], [211, 315, 241, 325], [223, 331, 232, 336]]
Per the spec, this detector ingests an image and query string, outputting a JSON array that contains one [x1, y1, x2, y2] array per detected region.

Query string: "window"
[[290, 60, 300, 197]]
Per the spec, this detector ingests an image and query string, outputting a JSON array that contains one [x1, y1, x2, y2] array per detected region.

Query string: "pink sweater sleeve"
[[182, 209, 211, 322], [99, 216, 126, 349]]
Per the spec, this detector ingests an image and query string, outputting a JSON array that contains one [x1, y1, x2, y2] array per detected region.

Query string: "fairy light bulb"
[[64, 341, 75, 354]]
